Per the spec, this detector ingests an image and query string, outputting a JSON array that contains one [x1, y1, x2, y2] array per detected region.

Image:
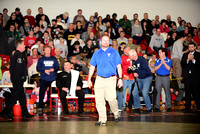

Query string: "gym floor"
[[0, 109, 200, 134]]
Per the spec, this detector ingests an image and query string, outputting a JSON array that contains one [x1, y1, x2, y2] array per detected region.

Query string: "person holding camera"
[[154, 48, 172, 112], [128, 49, 153, 114]]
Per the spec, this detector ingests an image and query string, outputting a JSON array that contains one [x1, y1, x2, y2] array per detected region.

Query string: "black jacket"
[[181, 51, 200, 81], [10, 50, 26, 83], [56, 71, 83, 91]]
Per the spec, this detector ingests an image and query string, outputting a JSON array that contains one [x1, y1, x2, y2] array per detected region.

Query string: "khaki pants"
[[94, 76, 119, 122], [172, 58, 182, 84]]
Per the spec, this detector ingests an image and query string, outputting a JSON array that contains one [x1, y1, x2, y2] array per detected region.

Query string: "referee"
[[1, 40, 34, 120], [154, 48, 172, 112], [88, 35, 123, 126]]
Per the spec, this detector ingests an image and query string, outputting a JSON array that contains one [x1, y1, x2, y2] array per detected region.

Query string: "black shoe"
[[114, 114, 120, 122], [22, 114, 34, 119], [132, 109, 140, 114], [143, 109, 152, 114], [166, 108, 172, 112], [61, 111, 69, 115], [1, 114, 13, 120], [154, 108, 160, 112], [95, 121, 106, 126]]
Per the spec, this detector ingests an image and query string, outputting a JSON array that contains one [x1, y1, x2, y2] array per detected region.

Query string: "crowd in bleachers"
[[0, 7, 200, 112]]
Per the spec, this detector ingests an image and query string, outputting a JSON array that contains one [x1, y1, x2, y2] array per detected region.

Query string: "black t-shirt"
[[51, 25, 63, 38], [35, 14, 50, 25], [75, 27, 85, 34], [63, 30, 76, 47]]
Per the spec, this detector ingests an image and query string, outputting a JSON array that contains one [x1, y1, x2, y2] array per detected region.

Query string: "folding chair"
[[50, 81, 79, 112], [82, 80, 96, 112]]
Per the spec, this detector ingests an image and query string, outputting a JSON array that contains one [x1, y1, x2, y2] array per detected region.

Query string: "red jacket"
[[24, 36, 36, 48], [159, 25, 169, 33], [121, 54, 134, 80], [193, 35, 200, 46]]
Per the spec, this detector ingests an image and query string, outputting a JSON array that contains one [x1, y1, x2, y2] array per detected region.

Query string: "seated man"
[[56, 61, 85, 115], [149, 28, 165, 54]]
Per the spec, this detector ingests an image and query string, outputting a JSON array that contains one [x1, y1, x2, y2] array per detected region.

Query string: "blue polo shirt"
[[90, 47, 122, 78], [155, 57, 172, 75]]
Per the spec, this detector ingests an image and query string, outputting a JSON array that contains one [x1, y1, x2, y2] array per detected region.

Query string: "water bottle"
[[67, 90, 70, 96], [58, 100, 62, 115]]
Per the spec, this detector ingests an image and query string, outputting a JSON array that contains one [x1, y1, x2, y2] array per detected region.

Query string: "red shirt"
[[159, 25, 169, 33], [27, 55, 40, 68], [137, 52, 143, 56], [44, 43, 55, 56], [121, 54, 134, 80], [193, 35, 200, 46], [24, 15, 36, 26], [24, 36, 36, 48]]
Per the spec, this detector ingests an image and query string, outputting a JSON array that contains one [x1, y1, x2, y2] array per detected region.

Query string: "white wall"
[[0, 0, 200, 26]]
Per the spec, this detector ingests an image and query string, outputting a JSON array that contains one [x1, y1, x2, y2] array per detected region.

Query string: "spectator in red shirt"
[[120, 46, 135, 110], [159, 20, 169, 33], [24, 9, 35, 27], [193, 30, 200, 46], [27, 48, 40, 69], [24, 30, 36, 54], [48, 39, 55, 56], [25, 30, 36, 48]]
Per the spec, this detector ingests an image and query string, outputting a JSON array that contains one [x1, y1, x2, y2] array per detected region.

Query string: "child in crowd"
[[32, 77, 48, 107], [136, 45, 143, 56]]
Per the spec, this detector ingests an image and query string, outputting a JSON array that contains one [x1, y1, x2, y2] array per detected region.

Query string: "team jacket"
[[10, 50, 26, 83]]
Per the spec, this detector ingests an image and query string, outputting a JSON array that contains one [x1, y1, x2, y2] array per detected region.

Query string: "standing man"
[[88, 35, 123, 126], [181, 42, 200, 111], [56, 61, 85, 115], [36, 46, 59, 112], [154, 48, 172, 112], [128, 49, 153, 114], [0, 40, 34, 119], [121, 46, 135, 110], [171, 34, 187, 86]]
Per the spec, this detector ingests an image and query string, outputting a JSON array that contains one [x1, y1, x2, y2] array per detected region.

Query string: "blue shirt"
[[133, 56, 152, 79], [90, 47, 122, 77], [155, 57, 172, 75], [37, 56, 59, 81]]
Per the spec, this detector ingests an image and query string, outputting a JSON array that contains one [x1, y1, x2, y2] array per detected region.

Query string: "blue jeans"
[[122, 79, 135, 107], [116, 89, 123, 110], [132, 76, 153, 110]]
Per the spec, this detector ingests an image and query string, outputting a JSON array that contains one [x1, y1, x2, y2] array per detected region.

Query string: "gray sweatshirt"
[[171, 39, 183, 60], [131, 25, 143, 36], [149, 34, 165, 50]]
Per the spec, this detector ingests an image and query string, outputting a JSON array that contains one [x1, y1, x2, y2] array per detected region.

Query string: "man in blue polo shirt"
[[154, 48, 172, 112], [88, 35, 123, 126]]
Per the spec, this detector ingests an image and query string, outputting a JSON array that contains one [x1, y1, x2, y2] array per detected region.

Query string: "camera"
[[127, 63, 138, 74]]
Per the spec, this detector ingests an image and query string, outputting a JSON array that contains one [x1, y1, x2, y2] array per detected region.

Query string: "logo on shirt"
[[107, 53, 111, 57], [137, 63, 140, 68], [44, 61, 54, 67], [17, 58, 23, 63], [62, 75, 67, 78]]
